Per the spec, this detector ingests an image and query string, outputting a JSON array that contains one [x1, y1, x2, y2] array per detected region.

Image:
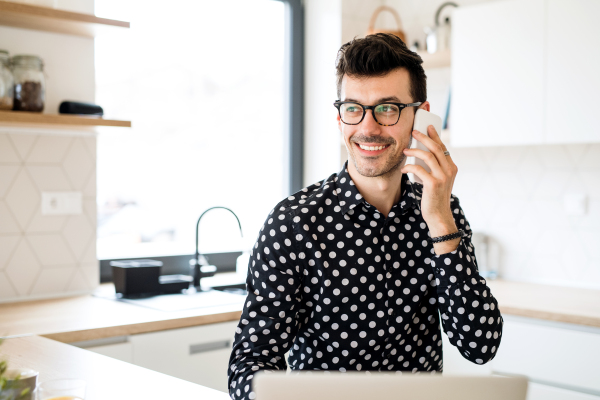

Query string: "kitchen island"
[[2, 335, 229, 400]]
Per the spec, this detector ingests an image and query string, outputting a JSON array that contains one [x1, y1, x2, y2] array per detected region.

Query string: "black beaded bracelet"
[[429, 229, 465, 244]]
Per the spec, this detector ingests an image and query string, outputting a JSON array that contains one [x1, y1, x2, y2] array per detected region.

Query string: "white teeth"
[[359, 144, 388, 151]]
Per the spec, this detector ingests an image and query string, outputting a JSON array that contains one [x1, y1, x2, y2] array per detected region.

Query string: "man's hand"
[[401, 125, 460, 254]]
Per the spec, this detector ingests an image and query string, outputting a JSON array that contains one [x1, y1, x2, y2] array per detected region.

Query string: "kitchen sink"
[[210, 282, 247, 296], [95, 286, 246, 312]]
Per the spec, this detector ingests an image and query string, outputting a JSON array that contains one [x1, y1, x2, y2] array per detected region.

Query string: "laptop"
[[254, 372, 528, 400]]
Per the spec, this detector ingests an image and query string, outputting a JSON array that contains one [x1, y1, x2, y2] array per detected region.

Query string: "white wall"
[[303, 0, 343, 187]]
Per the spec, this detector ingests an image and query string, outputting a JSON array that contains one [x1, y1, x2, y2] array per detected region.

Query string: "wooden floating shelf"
[[418, 49, 451, 69], [0, 110, 131, 128], [0, 0, 129, 37]]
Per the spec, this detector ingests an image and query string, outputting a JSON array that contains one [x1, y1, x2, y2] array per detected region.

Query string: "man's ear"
[[418, 101, 431, 112], [336, 112, 342, 132]]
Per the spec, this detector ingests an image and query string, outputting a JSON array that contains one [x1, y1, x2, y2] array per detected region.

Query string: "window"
[[95, 0, 300, 260]]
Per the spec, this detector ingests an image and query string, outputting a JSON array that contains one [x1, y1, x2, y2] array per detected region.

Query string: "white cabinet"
[[441, 315, 600, 399], [84, 341, 134, 364], [71, 336, 134, 364], [451, 0, 600, 147], [528, 382, 600, 400], [129, 321, 238, 393], [451, 0, 545, 147], [546, 0, 600, 144], [492, 316, 600, 394]]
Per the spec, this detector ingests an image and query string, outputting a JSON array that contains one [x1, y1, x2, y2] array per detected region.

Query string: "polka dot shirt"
[[228, 161, 503, 400]]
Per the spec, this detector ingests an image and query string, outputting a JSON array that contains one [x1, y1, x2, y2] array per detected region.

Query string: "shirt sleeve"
[[431, 194, 503, 366], [228, 201, 303, 400]]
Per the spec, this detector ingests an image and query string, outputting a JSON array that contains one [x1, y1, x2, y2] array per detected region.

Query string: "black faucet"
[[192, 206, 243, 289]]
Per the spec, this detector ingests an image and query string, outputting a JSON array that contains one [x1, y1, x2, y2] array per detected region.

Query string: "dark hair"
[[335, 33, 427, 103]]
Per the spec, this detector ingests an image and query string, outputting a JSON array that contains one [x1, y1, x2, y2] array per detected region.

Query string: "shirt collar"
[[334, 160, 422, 216]]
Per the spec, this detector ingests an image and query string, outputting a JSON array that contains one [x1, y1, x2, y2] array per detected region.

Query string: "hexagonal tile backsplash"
[[0, 132, 98, 302], [448, 143, 600, 289]]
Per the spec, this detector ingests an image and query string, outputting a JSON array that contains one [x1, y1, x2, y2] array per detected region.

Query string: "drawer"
[[70, 336, 133, 364], [492, 317, 600, 393], [130, 321, 238, 393], [527, 382, 600, 400]]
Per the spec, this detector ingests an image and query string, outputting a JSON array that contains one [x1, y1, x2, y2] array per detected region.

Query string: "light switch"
[[563, 193, 587, 216], [41, 192, 83, 215]]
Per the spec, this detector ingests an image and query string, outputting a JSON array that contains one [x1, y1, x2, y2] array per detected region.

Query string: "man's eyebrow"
[[375, 96, 402, 103], [341, 96, 404, 103]]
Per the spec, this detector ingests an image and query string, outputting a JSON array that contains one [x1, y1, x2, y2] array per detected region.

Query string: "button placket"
[[380, 220, 399, 364]]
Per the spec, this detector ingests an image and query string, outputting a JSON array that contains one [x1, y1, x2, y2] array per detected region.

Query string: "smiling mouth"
[[356, 143, 391, 151]]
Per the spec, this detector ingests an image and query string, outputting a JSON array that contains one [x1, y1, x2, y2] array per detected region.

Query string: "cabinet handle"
[[70, 335, 129, 348], [189, 340, 230, 355]]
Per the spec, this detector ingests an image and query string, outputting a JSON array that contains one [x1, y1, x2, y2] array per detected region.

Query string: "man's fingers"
[[403, 148, 445, 178], [413, 128, 452, 171], [401, 164, 435, 185]]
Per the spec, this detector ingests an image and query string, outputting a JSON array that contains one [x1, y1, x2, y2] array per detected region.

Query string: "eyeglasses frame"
[[333, 100, 423, 126]]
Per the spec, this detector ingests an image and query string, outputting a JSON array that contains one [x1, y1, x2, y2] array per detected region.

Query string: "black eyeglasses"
[[333, 101, 422, 126]]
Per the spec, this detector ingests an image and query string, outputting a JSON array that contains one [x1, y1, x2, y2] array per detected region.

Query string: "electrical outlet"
[[41, 192, 83, 215]]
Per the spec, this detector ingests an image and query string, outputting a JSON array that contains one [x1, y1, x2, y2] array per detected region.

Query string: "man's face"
[[338, 68, 419, 178]]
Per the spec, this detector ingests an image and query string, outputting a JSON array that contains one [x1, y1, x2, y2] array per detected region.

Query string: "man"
[[228, 33, 503, 400]]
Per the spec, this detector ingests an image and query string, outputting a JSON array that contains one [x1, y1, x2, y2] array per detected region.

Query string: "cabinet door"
[[546, 0, 600, 144], [84, 342, 134, 364], [492, 317, 600, 393], [527, 382, 600, 400], [451, 0, 545, 147], [130, 321, 238, 393], [71, 336, 134, 364]]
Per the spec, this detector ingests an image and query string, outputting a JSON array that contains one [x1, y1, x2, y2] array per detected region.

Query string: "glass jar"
[[11, 55, 45, 112], [0, 50, 13, 110]]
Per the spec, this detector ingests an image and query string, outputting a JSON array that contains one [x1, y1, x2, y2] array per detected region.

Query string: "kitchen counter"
[[1, 335, 229, 400], [0, 282, 244, 343], [487, 280, 600, 328], [1, 277, 600, 344]]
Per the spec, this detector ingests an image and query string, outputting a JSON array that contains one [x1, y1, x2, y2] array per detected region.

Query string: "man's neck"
[[346, 160, 404, 218]]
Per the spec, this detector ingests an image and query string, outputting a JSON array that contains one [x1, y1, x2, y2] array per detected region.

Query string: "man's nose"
[[361, 108, 381, 133]]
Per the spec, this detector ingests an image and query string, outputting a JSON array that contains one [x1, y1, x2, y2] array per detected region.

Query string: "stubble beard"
[[349, 136, 412, 179]]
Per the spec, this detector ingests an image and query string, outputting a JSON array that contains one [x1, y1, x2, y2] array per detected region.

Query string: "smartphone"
[[407, 109, 443, 184]]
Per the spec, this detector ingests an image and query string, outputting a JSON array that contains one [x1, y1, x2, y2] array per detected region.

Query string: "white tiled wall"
[[0, 132, 98, 303], [340, 0, 600, 289], [450, 143, 600, 289]]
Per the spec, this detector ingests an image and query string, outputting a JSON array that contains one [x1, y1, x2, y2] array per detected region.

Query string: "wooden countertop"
[[1, 278, 599, 344], [487, 280, 600, 328], [1, 335, 229, 400], [0, 283, 243, 343]]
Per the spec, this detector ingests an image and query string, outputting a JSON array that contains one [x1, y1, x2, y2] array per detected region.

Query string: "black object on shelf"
[[159, 274, 193, 294], [110, 259, 162, 298], [59, 100, 104, 116]]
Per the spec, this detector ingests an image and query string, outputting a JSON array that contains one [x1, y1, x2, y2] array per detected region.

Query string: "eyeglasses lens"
[[374, 104, 400, 125], [339, 103, 400, 125], [340, 103, 364, 124]]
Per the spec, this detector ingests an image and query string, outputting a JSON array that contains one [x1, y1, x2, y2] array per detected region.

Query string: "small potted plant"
[[0, 340, 35, 400]]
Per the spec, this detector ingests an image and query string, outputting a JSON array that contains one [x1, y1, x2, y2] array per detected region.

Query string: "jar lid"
[[12, 54, 44, 67]]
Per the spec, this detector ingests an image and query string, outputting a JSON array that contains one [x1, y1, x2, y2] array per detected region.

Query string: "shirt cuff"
[[431, 237, 477, 287]]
